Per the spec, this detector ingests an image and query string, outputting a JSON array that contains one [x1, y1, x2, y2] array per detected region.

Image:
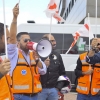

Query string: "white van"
[[17, 23, 100, 91]]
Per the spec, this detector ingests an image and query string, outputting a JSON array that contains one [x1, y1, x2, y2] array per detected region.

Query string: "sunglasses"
[[97, 43, 100, 46], [24, 39, 31, 43]]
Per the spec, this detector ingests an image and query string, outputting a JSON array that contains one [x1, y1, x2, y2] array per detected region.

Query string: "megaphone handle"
[[35, 59, 39, 66], [34, 59, 39, 74], [34, 67, 37, 74]]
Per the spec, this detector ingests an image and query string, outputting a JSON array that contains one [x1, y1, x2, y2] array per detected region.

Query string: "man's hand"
[[82, 69, 93, 75], [91, 38, 98, 48], [13, 3, 19, 19], [91, 38, 100, 50], [33, 51, 43, 68], [33, 51, 40, 61], [44, 57, 50, 67], [0, 59, 11, 76], [88, 38, 100, 57]]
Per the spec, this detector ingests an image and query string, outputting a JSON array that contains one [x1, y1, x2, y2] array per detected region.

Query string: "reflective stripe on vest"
[[37, 84, 42, 88], [14, 84, 42, 90], [93, 88, 100, 92], [14, 85, 29, 90], [18, 58, 26, 63], [77, 85, 88, 91], [31, 60, 35, 63]]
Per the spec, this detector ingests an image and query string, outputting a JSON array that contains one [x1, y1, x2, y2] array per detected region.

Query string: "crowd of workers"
[[0, 3, 100, 100]]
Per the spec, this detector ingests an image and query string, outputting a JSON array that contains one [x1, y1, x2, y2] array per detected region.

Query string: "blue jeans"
[[14, 94, 38, 100], [77, 93, 100, 100], [38, 88, 58, 100]]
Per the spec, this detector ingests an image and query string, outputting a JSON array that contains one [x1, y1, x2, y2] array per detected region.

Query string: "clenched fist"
[[0, 58, 11, 76], [13, 3, 19, 18], [91, 38, 100, 49], [44, 57, 50, 67]]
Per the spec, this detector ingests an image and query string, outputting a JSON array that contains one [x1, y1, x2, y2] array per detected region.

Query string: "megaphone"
[[27, 39, 52, 58]]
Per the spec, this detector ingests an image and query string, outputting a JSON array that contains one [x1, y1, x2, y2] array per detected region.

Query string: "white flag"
[[73, 23, 94, 39], [44, 0, 65, 22]]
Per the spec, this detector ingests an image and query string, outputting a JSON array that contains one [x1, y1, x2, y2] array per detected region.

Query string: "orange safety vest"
[[0, 74, 13, 100], [76, 52, 100, 95], [0, 57, 13, 100], [12, 50, 42, 93]]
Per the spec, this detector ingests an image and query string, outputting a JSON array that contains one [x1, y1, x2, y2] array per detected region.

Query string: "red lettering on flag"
[[84, 24, 89, 30], [49, 3, 57, 9]]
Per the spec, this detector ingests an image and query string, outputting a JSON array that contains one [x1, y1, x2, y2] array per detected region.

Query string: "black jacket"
[[40, 50, 66, 89], [75, 57, 83, 78], [74, 57, 85, 86]]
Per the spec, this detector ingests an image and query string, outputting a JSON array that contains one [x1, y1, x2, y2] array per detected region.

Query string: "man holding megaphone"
[[7, 4, 49, 100], [38, 34, 66, 100]]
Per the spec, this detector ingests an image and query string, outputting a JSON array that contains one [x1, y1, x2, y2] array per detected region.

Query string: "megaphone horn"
[[27, 39, 52, 58]]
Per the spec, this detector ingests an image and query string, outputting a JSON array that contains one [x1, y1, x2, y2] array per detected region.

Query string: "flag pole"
[[49, 15, 53, 40], [95, 0, 97, 37], [88, 13, 92, 82], [88, 13, 90, 51], [18, 0, 21, 5], [18, 0, 20, 4], [66, 47, 72, 54], [2, 0, 8, 58]]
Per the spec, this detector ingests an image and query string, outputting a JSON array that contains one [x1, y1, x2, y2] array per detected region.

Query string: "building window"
[[69, 1, 72, 13], [72, 0, 74, 7], [67, 8, 68, 16], [65, 13, 67, 20], [63, 12, 67, 20], [69, 3, 71, 13]]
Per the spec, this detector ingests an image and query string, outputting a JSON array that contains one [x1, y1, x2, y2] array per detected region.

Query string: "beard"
[[52, 44, 56, 50], [20, 43, 29, 53]]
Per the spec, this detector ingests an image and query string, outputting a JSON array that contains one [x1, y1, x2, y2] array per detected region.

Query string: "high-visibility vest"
[[0, 76, 12, 100], [12, 50, 42, 93], [76, 52, 100, 95], [91, 63, 100, 95], [0, 57, 13, 100]]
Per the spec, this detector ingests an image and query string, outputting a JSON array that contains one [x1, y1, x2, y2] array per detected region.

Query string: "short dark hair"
[[16, 32, 29, 41], [0, 23, 8, 38], [42, 34, 51, 40]]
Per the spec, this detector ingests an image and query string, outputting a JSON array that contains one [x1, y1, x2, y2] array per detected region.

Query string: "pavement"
[[64, 92, 77, 100]]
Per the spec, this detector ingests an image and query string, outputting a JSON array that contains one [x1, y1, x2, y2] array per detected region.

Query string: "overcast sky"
[[0, 0, 57, 27]]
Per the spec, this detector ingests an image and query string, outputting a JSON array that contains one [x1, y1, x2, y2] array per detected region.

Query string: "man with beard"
[[7, 4, 47, 100], [74, 38, 100, 100], [38, 34, 66, 100]]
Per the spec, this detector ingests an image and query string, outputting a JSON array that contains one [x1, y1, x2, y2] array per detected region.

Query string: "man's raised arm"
[[10, 3, 19, 44]]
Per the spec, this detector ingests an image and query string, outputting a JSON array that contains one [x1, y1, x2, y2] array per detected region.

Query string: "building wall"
[[64, 0, 87, 24], [87, 0, 100, 17], [59, 0, 100, 24]]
